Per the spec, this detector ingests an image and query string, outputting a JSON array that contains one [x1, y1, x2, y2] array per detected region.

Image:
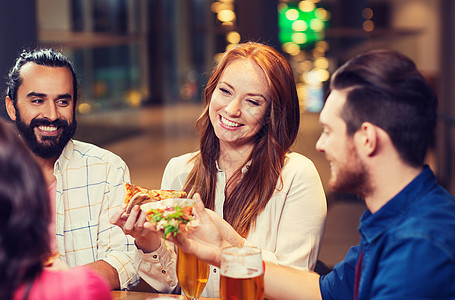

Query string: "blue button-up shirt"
[[320, 166, 455, 299]]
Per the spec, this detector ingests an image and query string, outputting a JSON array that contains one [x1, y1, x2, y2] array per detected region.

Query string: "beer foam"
[[221, 266, 263, 278]]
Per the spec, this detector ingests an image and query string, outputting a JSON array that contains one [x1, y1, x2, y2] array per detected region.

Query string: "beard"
[[15, 111, 77, 159], [329, 143, 372, 198]]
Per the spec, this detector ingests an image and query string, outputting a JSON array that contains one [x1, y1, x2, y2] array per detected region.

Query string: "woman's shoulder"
[[281, 151, 323, 183], [284, 151, 317, 169], [166, 152, 199, 168], [170, 151, 199, 162], [162, 152, 199, 188]]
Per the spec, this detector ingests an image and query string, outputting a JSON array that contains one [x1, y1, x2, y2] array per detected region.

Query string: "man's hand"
[[110, 203, 161, 253]]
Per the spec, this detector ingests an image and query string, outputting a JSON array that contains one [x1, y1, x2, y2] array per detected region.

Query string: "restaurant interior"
[[1, 0, 454, 295]]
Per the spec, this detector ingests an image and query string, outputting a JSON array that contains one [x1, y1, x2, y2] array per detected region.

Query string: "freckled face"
[[209, 59, 270, 149]]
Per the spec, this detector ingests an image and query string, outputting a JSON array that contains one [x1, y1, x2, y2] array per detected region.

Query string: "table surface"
[[112, 291, 218, 300]]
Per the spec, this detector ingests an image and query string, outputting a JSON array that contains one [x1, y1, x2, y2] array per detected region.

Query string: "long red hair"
[[184, 42, 300, 237]]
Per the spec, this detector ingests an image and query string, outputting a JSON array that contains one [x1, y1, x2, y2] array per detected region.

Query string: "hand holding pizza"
[[161, 193, 244, 267], [110, 200, 162, 253], [110, 183, 190, 253]]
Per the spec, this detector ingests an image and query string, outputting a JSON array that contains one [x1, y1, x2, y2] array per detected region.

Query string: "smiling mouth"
[[36, 125, 60, 136], [219, 115, 243, 128]]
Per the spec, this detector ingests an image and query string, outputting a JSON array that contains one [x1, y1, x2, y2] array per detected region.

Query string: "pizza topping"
[[141, 198, 194, 240], [124, 183, 187, 205]]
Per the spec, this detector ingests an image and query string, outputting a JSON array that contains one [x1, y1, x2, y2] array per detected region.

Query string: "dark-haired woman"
[[0, 120, 111, 300]]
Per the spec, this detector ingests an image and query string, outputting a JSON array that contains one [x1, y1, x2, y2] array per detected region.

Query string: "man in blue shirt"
[[312, 49, 455, 299], [162, 49, 455, 299]]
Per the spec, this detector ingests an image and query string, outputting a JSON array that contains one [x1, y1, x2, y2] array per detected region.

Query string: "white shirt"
[[137, 151, 327, 297], [54, 140, 139, 290]]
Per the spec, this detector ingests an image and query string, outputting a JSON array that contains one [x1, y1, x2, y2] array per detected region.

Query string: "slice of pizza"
[[42, 251, 60, 267], [141, 198, 194, 240], [124, 183, 187, 213]]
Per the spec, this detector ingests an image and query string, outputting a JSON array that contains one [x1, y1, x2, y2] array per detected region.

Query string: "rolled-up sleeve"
[[136, 241, 179, 293]]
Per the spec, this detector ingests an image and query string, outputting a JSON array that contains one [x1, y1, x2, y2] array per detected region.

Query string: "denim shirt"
[[320, 166, 455, 299]]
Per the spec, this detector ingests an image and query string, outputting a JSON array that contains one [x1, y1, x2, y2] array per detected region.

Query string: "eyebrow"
[[26, 92, 72, 100], [219, 81, 267, 101], [318, 117, 329, 128]]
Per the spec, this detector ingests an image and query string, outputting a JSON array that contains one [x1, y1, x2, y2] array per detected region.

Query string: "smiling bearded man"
[[4, 48, 139, 290], [15, 109, 76, 159]]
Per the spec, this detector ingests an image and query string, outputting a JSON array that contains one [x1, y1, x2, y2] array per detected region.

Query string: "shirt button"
[[161, 270, 166, 274], [152, 255, 158, 259], [213, 269, 217, 273]]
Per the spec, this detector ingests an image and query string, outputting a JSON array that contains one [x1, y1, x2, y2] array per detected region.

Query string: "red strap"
[[354, 251, 364, 300]]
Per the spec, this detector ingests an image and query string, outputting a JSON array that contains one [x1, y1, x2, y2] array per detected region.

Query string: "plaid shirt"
[[54, 140, 139, 290]]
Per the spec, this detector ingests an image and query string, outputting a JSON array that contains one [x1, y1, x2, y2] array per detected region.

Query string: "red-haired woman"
[[112, 42, 327, 297]]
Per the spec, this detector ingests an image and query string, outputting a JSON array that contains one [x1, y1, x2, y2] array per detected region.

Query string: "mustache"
[[30, 118, 69, 128]]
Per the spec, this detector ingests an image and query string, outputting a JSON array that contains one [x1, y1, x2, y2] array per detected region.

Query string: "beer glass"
[[177, 248, 210, 300], [220, 246, 264, 300]]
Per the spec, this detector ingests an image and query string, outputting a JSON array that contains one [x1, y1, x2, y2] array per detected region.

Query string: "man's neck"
[[364, 161, 423, 214], [35, 156, 57, 186]]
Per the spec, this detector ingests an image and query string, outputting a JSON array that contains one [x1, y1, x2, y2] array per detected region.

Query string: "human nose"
[[315, 134, 325, 153], [42, 101, 60, 121], [224, 97, 241, 117]]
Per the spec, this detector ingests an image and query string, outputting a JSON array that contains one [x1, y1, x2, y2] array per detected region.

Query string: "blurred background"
[[1, 0, 454, 269]]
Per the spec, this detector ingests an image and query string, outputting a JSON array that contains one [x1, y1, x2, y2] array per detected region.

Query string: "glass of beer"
[[220, 246, 264, 300], [177, 248, 210, 299]]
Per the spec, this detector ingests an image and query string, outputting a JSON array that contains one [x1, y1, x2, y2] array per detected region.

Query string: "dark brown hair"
[[331, 49, 437, 167], [0, 120, 51, 299]]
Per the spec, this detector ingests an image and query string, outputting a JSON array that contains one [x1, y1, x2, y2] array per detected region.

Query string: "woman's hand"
[[163, 193, 243, 267], [109, 203, 161, 253], [204, 208, 245, 247]]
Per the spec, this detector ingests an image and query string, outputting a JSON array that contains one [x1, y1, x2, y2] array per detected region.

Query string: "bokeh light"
[[286, 8, 300, 21], [363, 20, 375, 31], [363, 8, 373, 19], [78, 102, 91, 114], [299, 1, 315, 13], [292, 20, 308, 31], [218, 10, 236, 22], [226, 31, 241, 44]]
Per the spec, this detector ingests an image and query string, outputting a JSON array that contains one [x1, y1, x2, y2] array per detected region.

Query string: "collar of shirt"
[[358, 166, 435, 244], [215, 159, 251, 174], [54, 139, 75, 174]]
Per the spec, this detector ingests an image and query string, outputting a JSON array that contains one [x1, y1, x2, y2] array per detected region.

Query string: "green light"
[[278, 2, 328, 49]]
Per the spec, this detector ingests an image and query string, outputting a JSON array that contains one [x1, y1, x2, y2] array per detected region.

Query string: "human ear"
[[356, 122, 378, 157], [5, 96, 17, 121]]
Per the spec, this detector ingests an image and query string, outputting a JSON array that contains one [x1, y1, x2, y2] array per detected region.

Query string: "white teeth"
[[38, 126, 57, 132], [220, 116, 241, 127]]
